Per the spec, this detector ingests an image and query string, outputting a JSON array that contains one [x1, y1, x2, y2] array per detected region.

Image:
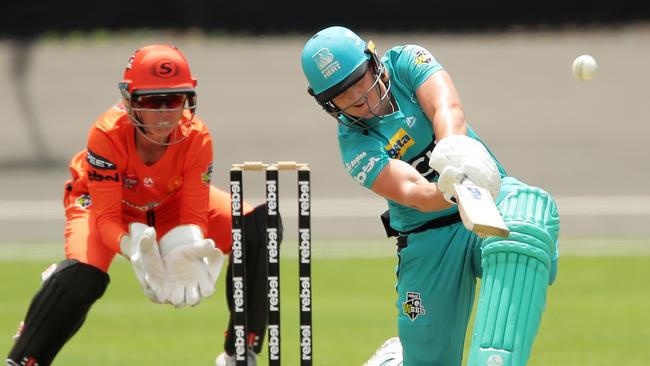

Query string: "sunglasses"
[[135, 94, 187, 109]]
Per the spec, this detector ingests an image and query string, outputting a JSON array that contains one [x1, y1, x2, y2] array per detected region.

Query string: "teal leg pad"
[[468, 185, 560, 366]]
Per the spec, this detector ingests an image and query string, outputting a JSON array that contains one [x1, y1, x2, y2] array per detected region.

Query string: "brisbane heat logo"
[[312, 48, 341, 79], [154, 59, 177, 78]]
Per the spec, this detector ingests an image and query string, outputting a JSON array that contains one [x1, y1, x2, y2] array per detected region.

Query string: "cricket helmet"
[[118, 44, 198, 145], [301, 26, 387, 119], [119, 44, 197, 98]]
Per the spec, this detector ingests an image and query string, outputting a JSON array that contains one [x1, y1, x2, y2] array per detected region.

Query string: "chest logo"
[[144, 177, 154, 187], [385, 128, 415, 159], [405, 116, 416, 128], [122, 175, 139, 191]]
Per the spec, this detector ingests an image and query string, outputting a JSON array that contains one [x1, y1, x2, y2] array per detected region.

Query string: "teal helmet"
[[301, 26, 372, 106], [301, 26, 391, 128]]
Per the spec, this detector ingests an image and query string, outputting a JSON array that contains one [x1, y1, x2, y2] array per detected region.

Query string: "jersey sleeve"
[[179, 129, 213, 235], [86, 127, 127, 254], [338, 130, 390, 189], [391, 45, 444, 92]]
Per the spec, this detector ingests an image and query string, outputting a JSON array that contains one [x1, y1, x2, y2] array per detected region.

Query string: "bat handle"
[[460, 177, 477, 187]]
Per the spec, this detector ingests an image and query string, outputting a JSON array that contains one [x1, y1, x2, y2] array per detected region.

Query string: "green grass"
[[1, 241, 650, 365]]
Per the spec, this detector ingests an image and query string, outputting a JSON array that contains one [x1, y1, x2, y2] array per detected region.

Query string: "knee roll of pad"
[[484, 186, 560, 268]]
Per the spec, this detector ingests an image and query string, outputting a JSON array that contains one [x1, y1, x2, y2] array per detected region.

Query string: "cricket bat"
[[453, 179, 509, 238]]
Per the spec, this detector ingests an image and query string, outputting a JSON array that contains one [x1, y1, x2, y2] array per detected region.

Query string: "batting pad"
[[468, 187, 559, 366]]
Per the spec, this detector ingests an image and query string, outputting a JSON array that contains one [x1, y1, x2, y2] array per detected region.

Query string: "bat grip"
[[460, 177, 475, 186]]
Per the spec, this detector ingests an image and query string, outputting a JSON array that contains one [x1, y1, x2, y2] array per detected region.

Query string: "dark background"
[[5, 1, 650, 38]]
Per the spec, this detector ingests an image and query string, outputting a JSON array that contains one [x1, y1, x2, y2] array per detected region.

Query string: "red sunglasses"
[[136, 94, 187, 109]]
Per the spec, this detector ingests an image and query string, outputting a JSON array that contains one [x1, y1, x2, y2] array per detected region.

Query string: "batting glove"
[[429, 134, 501, 199]]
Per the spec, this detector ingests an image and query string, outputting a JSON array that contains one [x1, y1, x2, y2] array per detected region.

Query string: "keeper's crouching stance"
[[6, 44, 279, 366]]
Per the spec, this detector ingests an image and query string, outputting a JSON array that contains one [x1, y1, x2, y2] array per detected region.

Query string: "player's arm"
[[416, 69, 466, 139], [160, 128, 222, 307], [371, 158, 451, 212], [85, 129, 128, 254], [178, 129, 212, 233]]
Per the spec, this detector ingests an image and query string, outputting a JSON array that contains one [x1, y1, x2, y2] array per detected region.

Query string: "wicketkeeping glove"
[[159, 225, 224, 308], [120, 223, 167, 303]]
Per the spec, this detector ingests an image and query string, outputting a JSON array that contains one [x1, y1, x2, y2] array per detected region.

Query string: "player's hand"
[[159, 225, 225, 307], [429, 134, 501, 199], [120, 223, 167, 303]]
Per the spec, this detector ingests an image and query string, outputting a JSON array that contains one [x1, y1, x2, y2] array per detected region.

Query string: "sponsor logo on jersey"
[[87, 170, 119, 182], [402, 291, 426, 321], [312, 48, 341, 79], [385, 128, 415, 159], [413, 47, 433, 65], [345, 151, 367, 172], [405, 116, 417, 128], [406, 140, 438, 180], [354, 156, 380, 185], [86, 150, 116, 170], [201, 163, 213, 185], [167, 175, 182, 193], [122, 175, 139, 191], [143, 177, 154, 187], [74, 193, 92, 209], [121, 200, 159, 212]]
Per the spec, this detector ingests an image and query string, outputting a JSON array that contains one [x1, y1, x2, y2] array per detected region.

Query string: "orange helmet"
[[119, 44, 197, 98], [118, 44, 198, 146]]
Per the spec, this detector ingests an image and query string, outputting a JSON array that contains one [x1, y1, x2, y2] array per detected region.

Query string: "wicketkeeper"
[[301, 26, 560, 365], [6, 44, 276, 366]]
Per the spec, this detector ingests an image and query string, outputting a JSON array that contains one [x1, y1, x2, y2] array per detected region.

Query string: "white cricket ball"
[[572, 54, 597, 81]]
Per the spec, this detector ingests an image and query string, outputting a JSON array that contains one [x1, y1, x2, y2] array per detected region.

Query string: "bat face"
[[453, 181, 510, 238]]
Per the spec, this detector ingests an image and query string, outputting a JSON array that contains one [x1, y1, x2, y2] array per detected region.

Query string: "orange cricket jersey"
[[67, 103, 213, 253]]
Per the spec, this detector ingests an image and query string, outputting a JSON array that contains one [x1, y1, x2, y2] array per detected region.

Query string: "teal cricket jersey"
[[337, 44, 506, 233]]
